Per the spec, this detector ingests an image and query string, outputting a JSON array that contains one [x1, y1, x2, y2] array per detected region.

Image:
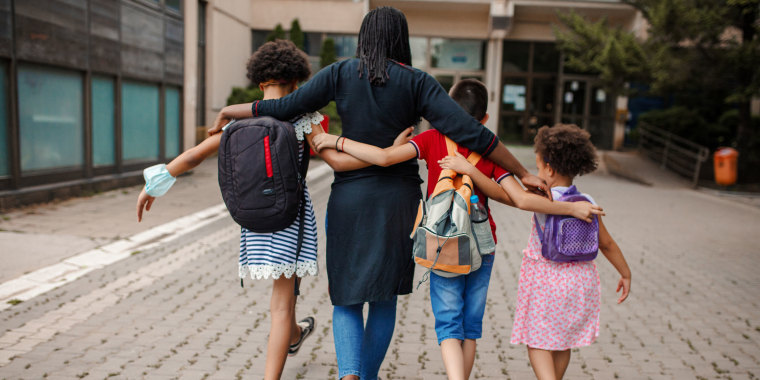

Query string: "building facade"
[[0, 0, 642, 207], [0, 0, 187, 207]]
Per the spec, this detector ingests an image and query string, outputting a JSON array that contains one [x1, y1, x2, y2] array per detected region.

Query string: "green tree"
[[290, 19, 305, 50], [555, 0, 760, 178], [320, 38, 337, 68], [266, 23, 286, 42]]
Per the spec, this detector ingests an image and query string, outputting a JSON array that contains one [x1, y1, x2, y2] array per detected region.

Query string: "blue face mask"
[[143, 164, 176, 197]]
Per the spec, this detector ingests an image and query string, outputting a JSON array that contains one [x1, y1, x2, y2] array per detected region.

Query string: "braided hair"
[[356, 7, 412, 86]]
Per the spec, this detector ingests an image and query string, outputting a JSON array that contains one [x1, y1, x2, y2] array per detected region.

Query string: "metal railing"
[[637, 123, 710, 188]]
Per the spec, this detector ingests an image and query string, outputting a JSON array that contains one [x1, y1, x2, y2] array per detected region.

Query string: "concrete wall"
[[205, 0, 252, 127], [250, 0, 365, 33], [183, 0, 198, 150]]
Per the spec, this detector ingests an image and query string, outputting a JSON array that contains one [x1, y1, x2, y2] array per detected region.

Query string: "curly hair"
[[533, 124, 598, 178], [246, 39, 311, 85]]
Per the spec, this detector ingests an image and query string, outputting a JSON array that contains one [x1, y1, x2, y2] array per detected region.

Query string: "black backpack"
[[218, 116, 310, 291]]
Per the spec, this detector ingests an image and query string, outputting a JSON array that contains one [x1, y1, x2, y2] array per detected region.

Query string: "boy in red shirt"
[[313, 79, 602, 380]]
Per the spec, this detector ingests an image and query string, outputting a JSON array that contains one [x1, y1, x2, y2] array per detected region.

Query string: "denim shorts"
[[429, 254, 495, 344]]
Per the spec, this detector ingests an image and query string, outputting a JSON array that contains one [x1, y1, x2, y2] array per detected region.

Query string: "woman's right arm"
[[209, 66, 337, 135], [314, 133, 417, 167]]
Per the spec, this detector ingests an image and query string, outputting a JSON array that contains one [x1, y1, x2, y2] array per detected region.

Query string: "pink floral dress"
[[510, 187, 601, 351]]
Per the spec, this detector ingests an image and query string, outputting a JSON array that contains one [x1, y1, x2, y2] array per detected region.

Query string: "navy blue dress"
[[252, 58, 499, 305]]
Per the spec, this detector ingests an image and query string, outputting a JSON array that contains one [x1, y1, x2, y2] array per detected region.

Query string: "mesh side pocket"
[[557, 218, 598, 255]]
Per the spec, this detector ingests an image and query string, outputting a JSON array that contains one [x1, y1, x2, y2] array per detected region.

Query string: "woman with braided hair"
[[208, 7, 549, 379]]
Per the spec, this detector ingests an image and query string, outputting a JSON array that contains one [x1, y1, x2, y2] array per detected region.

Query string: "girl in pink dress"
[[510, 124, 632, 380]]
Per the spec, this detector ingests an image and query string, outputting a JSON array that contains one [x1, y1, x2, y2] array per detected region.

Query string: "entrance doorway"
[[559, 78, 615, 149]]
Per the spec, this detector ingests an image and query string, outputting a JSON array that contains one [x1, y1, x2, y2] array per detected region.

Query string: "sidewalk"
[[0, 158, 225, 285], [0, 147, 759, 379]]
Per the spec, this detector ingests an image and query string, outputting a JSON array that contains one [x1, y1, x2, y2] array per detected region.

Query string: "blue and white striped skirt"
[[238, 187, 319, 280]]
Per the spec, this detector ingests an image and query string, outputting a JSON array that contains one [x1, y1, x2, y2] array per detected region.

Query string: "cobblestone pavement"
[[1, 147, 759, 379]]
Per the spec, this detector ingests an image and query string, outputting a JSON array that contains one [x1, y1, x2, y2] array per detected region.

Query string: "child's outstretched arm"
[[439, 153, 604, 222], [137, 134, 222, 222], [306, 125, 414, 171], [304, 122, 370, 172], [598, 217, 631, 303], [313, 129, 417, 167]]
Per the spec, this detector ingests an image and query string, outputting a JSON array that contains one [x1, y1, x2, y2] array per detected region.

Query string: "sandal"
[[288, 316, 315, 356]]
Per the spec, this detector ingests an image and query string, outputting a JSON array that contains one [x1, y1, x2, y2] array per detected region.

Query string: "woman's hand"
[[208, 109, 230, 136], [438, 152, 475, 176], [570, 201, 605, 223], [616, 276, 631, 304], [313, 133, 340, 152], [136, 187, 156, 222], [393, 127, 414, 147]]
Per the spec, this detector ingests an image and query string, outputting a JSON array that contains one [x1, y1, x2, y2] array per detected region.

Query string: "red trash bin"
[[713, 147, 738, 186]]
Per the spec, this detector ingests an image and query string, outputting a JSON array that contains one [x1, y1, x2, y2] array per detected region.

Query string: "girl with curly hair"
[[135, 40, 400, 380], [507, 124, 632, 380]]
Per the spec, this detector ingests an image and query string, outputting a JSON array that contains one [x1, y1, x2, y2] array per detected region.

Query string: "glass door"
[[560, 79, 587, 127]]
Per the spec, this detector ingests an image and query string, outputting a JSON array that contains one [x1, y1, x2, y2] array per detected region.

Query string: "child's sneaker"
[[288, 316, 315, 356]]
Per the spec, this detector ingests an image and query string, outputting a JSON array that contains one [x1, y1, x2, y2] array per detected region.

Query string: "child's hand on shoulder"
[[313, 133, 340, 152], [571, 201, 605, 223], [393, 127, 414, 147], [617, 276, 631, 304], [438, 152, 475, 175]]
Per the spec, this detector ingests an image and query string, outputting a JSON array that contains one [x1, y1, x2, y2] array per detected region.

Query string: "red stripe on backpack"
[[264, 136, 273, 177]]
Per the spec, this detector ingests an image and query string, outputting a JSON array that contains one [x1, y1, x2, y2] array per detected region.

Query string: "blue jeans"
[[429, 254, 494, 344], [333, 297, 397, 379]]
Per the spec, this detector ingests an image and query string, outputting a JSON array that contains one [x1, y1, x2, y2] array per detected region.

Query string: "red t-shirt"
[[410, 130, 511, 243]]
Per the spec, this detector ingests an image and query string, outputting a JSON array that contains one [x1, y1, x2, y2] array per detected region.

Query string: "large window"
[[164, 86, 181, 158], [121, 81, 160, 162], [0, 61, 8, 177], [327, 34, 358, 58], [431, 39, 485, 71], [18, 65, 84, 173], [91, 76, 115, 167]]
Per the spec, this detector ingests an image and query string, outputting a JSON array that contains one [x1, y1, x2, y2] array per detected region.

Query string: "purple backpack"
[[534, 185, 599, 262]]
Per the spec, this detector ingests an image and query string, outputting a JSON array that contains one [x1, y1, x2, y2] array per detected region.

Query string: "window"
[[410, 37, 427, 69], [165, 0, 181, 12], [164, 86, 181, 158], [0, 61, 8, 176], [121, 81, 160, 162], [304, 32, 323, 56], [327, 34, 358, 58], [18, 65, 84, 173], [431, 39, 485, 71], [91, 76, 115, 167], [533, 43, 559, 73], [251, 30, 268, 53], [502, 41, 530, 73]]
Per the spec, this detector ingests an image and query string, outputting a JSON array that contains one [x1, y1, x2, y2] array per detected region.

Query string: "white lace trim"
[[292, 112, 324, 141], [238, 261, 319, 280]]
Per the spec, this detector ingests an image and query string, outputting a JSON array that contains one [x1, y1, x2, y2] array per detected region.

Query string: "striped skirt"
[[238, 187, 319, 280]]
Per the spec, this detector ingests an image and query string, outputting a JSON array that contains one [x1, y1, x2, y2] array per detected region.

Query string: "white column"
[[484, 38, 503, 134], [183, 0, 198, 150]]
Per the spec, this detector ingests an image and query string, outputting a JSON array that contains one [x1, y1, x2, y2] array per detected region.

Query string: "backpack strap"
[[533, 214, 545, 245], [444, 136, 483, 167], [292, 140, 310, 296]]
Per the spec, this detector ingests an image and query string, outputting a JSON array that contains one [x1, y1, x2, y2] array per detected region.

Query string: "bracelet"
[[341, 136, 346, 152], [336, 136, 342, 152]]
